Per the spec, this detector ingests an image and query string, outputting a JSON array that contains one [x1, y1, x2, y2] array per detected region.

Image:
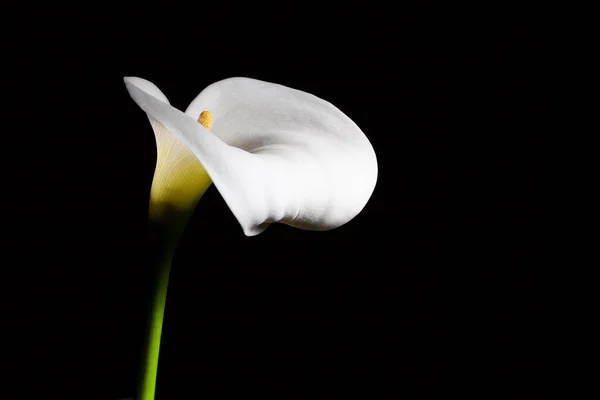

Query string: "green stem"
[[138, 206, 189, 400], [139, 246, 174, 400]]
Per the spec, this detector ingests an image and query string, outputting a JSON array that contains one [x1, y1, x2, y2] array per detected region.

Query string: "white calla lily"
[[126, 76, 378, 400], [124, 76, 377, 236]]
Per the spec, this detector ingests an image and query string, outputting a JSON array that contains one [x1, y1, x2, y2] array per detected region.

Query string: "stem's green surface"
[[138, 205, 195, 400], [139, 241, 175, 400]]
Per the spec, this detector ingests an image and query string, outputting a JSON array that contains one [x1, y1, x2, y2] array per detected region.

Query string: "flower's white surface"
[[124, 77, 377, 236]]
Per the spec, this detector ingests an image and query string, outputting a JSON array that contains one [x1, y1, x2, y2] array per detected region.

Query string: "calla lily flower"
[[125, 76, 378, 400], [124, 76, 377, 237]]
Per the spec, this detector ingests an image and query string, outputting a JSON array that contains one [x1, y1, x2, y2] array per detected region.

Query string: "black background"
[[5, 5, 553, 399]]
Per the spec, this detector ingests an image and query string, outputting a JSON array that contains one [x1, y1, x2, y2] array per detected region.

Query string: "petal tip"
[[242, 223, 269, 237], [123, 76, 170, 104]]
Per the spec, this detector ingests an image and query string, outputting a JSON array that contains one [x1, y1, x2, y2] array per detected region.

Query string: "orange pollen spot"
[[197, 111, 213, 130]]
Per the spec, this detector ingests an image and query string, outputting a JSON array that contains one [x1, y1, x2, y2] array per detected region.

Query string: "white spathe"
[[124, 77, 378, 236]]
